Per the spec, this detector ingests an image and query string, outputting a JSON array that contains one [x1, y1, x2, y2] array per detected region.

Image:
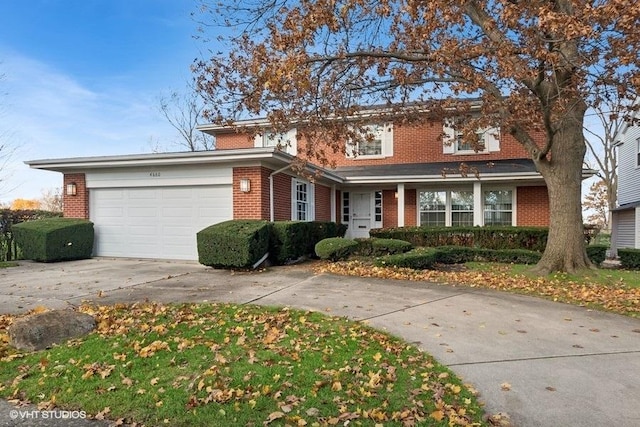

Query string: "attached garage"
[[25, 148, 342, 261], [90, 185, 232, 260]]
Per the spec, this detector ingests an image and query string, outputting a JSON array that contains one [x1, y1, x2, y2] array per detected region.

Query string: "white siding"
[[617, 125, 640, 206], [86, 165, 232, 189], [615, 209, 636, 249]]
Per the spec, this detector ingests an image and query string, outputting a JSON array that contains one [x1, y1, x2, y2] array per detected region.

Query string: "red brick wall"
[[217, 133, 254, 150], [382, 190, 397, 227], [233, 166, 271, 219], [516, 186, 550, 226], [272, 173, 291, 221], [216, 120, 541, 167], [315, 184, 332, 221], [404, 189, 417, 226], [63, 174, 89, 219]]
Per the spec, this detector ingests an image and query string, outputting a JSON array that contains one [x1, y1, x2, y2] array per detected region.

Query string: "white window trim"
[[482, 188, 516, 226], [417, 186, 516, 226], [291, 178, 315, 221], [254, 129, 297, 154], [346, 123, 393, 159], [443, 119, 500, 155]]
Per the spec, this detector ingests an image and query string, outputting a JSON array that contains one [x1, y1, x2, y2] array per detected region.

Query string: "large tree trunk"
[[531, 107, 592, 275]]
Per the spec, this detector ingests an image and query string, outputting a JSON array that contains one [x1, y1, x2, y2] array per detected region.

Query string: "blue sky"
[[0, 0, 206, 203]]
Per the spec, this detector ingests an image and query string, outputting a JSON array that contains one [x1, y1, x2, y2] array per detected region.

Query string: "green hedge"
[[315, 238, 358, 261], [12, 218, 94, 262], [618, 248, 640, 270], [0, 209, 62, 261], [375, 248, 439, 270], [197, 220, 271, 268], [270, 221, 348, 264], [355, 238, 413, 257], [370, 226, 550, 251], [197, 220, 346, 268], [586, 245, 608, 266]]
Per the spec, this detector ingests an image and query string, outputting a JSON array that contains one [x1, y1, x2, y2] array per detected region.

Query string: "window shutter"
[[254, 133, 263, 148], [486, 127, 501, 152], [383, 123, 393, 157], [286, 128, 297, 155], [443, 119, 456, 154]]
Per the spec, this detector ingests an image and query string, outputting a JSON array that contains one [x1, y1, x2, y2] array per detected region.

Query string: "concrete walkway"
[[1, 258, 639, 427]]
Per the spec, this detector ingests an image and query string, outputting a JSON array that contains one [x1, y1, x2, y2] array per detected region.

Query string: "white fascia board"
[[25, 148, 288, 172]]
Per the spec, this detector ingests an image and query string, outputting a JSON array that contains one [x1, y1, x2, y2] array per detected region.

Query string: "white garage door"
[[90, 186, 232, 260]]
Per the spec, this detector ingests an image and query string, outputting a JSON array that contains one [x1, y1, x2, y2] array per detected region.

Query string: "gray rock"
[[8, 310, 96, 351]]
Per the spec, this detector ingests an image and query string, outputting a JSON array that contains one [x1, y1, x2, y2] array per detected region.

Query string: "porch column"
[[330, 185, 336, 222], [473, 181, 483, 226], [397, 183, 405, 227]]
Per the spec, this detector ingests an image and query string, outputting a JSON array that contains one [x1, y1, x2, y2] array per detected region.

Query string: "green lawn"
[[0, 303, 487, 426]]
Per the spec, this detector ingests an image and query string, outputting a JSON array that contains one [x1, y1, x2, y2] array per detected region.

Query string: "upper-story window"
[[346, 124, 393, 159], [254, 129, 297, 155], [443, 119, 500, 155]]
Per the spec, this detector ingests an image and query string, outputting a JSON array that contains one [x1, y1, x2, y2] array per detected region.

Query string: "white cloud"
[[0, 51, 178, 203]]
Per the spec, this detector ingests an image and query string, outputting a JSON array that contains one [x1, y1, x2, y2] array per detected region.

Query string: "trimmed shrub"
[[270, 221, 312, 264], [425, 246, 541, 265], [372, 238, 413, 255], [12, 218, 93, 262], [270, 221, 349, 264], [375, 248, 439, 270], [370, 226, 550, 252], [308, 221, 347, 250], [586, 245, 608, 266], [618, 248, 640, 270], [197, 220, 271, 268], [315, 238, 358, 261], [0, 209, 62, 261], [355, 238, 413, 256]]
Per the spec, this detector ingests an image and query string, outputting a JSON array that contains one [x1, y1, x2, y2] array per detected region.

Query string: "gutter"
[[269, 164, 294, 222]]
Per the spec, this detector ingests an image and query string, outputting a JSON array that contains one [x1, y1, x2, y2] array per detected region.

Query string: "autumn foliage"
[[193, 0, 640, 274]]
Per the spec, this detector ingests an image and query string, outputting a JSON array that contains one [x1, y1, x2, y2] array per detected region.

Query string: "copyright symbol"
[[10, 410, 18, 419]]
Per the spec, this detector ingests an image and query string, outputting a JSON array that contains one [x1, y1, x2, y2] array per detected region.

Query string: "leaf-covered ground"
[[0, 303, 488, 426], [316, 261, 640, 317]]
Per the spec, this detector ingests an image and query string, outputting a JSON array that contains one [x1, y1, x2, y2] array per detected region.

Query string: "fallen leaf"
[[501, 382, 511, 391]]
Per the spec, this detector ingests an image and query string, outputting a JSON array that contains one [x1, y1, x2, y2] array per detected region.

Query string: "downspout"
[[269, 164, 294, 222]]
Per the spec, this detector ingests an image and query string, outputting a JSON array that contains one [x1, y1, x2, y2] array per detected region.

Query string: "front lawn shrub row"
[[198, 220, 347, 268], [371, 226, 550, 251], [12, 218, 94, 262], [375, 246, 542, 269], [371, 226, 600, 253], [376, 248, 439, 269], [354, 238, 413, 257], [270, 221, 348, 265], [315, 238, 360, 261], [618, 248, 640, 270]]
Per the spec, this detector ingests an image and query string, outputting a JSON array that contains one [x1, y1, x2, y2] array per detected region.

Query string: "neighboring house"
[[27, 104, 588, 261], [611, 118, 640, 253]]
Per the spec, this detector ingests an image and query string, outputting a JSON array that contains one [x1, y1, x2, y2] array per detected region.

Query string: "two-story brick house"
[[611, 118, 640, 253], [27, 107, 561, 260]]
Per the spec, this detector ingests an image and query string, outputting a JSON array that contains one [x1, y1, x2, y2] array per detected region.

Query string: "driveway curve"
[[1, 258, 639, 427]]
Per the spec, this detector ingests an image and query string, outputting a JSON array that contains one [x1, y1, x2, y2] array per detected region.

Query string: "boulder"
[[8, 309, 96, 351]]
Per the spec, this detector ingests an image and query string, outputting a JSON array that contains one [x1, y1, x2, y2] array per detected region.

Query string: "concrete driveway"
[[1, 258, 639, 427]]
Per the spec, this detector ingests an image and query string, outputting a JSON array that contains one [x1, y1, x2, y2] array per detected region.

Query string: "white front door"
[[351, 192, 372, 238]]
